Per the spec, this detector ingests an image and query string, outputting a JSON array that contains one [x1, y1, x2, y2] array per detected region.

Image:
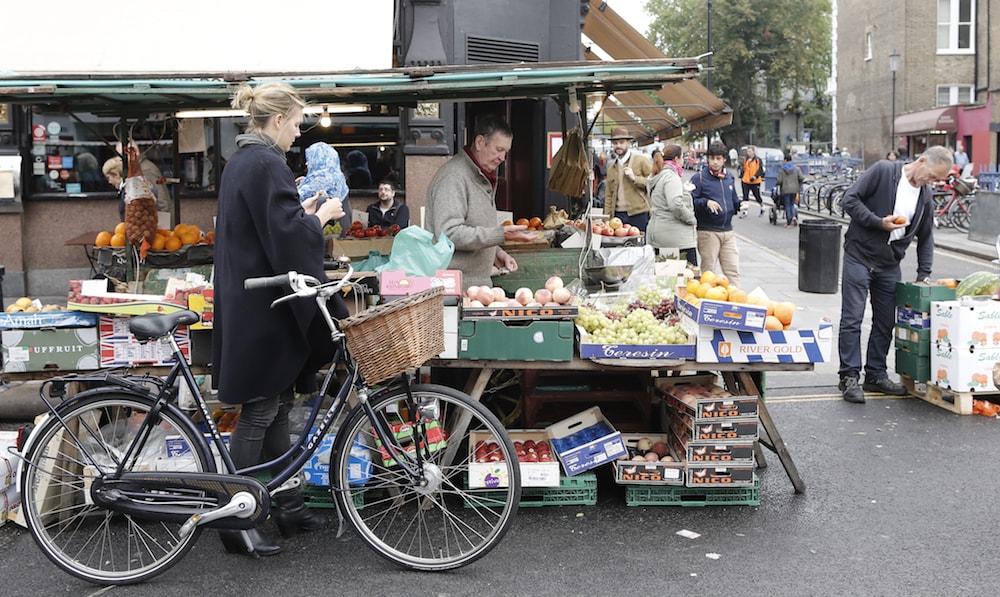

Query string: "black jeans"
[[230, 391, 295, 476]]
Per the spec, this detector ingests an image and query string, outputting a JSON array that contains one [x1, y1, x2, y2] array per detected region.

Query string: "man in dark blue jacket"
[[838, 146, 953, 403], [692, 141, 743, 287]]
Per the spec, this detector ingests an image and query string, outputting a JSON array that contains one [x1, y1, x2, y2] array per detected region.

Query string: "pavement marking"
[[766, 394, 915, 403]]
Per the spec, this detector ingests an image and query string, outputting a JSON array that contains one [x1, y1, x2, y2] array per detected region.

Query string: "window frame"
[[937, 0, 975, 54], [936, 84, 975, 107]]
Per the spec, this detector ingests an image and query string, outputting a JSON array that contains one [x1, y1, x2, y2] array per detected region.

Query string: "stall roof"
[[0, 59, 712, 121], [581, 0, 732, 140], [893, 106, 958, 135]]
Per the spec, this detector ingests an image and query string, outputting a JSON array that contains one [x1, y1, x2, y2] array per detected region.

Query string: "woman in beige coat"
[[646, 144, 698, 267]]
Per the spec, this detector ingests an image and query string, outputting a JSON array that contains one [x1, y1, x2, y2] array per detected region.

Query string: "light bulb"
[[320, 107, 331, 128]]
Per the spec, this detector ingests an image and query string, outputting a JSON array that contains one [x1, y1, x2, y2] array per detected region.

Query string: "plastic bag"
[[376, 226, 454, 276], [354, 250, 390, 272]]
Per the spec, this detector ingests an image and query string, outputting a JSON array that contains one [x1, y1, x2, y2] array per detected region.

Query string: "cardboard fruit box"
[[67, 279, 184, 316], [379, 270, 463, 297], [613, 433, 685, 486], [98, 315, 190, 367], [686, 463, 756, 487], [544, 406, 627, 476], [695, 317, 834, 363], [468, 430, 561, 488], [576, 326, 696, 360], [654, 377, 758, 421], [463, 300, 579, 321], [0, 310, 98, 330], [675, 295, 767, 333], [662, 402, 760, 445], [1, 327, 100, 373]]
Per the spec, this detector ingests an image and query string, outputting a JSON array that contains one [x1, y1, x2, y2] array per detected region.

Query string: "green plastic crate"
[[625, 476, 760, 507], [464, 472, 597, 508], [895, 348, 931, 382], [895, 282, 955, 312]]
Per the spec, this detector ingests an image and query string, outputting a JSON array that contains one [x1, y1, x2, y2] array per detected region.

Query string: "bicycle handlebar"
[[244, 273, 292, 290]]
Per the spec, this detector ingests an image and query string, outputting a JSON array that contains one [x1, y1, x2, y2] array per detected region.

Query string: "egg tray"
[[625, 475, 760, 507], [462, 472, 597, 508]]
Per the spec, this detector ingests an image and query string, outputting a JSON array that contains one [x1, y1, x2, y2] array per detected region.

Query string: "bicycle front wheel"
[[21, 392, 212, 585], [949, 195, 973, 233], [332, 383, 520, 571]]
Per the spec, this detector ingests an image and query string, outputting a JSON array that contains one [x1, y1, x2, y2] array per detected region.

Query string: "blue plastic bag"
[[377, 227, 454, 276]]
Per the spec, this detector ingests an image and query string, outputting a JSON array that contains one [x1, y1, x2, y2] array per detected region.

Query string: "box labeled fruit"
[[675, 295, 767, 333], [930, 300, 1000, 392], [375, 419, 447, 468], [663, 405, 759, 444], [895, 306, 930, 329], [379, 269, 463, 297], [577, 327, 696, 360], [0, 310, 98, 330], [894, 325, 931, 356], [686, 464, 756, 487], [468, 430, 560, 488], [654, 382, 757, 420], [695, 317, 834, 363], [300, 430, 372, 487], [613, 433, 684, 486], [544, 406, 627, 476], [1, 327, 100, 372], [98, 315, 190, 367], [67, 279, 183, 316], [463, 301, 579, 321], [459, 319, 574, 361], [683, 442, 755, 466]]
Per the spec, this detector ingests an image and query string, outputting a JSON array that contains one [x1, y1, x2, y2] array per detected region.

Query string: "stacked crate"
[[894, 282, 956, 382], [624, 375, 760, 506]]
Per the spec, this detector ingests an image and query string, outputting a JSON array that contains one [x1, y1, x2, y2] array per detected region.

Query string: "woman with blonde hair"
[[212, 82, 347, 557]]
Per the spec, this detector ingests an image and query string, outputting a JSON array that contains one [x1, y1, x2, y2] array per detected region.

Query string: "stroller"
[[767, 186, 784, 225]]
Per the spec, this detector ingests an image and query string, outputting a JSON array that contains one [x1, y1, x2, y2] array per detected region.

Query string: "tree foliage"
[[646, 0, 831, 148]]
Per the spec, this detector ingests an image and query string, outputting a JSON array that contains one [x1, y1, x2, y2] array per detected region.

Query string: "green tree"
[[646, 0, 831, 149]]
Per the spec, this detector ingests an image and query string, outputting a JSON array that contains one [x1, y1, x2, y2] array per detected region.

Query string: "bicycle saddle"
[[130, 310, 201, 341]]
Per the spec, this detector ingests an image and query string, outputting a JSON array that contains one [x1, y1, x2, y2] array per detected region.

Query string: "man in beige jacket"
[[604, 127, 653, 232]]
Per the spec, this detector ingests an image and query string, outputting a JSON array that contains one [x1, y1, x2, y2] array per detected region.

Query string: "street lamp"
[[889, 49, 900, 151]]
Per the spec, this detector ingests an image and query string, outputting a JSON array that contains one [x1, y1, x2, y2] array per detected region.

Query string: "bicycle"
[[14, 264, 521, 585], [931, 174, 976, 233]]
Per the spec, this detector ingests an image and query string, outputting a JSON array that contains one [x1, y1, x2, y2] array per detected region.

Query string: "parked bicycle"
[[931, 171, 977, 233], [14, 263, 521, 585]]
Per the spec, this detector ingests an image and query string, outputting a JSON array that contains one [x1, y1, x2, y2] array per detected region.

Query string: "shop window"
[[937, 0, 975, 54], [27, 113, 172, 198]]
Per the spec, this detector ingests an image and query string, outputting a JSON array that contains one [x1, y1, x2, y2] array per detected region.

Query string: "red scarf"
[[464, 146, 498, 188]]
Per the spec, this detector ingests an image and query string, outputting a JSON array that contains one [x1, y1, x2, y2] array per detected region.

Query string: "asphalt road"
[[3, 185, 1000, 595]]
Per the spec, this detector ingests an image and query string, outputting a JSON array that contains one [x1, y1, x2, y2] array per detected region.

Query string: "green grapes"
[[577, 304, 688, 345]]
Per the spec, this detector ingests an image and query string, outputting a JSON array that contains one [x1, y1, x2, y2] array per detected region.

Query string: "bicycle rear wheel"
[[21, 392, 212, 585], [332, 383, 520, 571]]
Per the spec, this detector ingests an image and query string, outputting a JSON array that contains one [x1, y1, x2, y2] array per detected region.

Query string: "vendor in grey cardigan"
[[426, 115, 536, 288]]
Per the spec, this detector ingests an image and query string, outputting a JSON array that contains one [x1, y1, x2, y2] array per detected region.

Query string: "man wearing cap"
[[604, 127, 653, 232]]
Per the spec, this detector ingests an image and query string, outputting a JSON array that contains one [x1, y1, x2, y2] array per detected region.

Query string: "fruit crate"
[[464, 472, 597, 508], [625, 475, 760, 507]]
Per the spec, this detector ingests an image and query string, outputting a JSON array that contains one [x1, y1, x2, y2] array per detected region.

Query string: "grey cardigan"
[[426, 149, 505, 288], [646, 167, 697, 250]]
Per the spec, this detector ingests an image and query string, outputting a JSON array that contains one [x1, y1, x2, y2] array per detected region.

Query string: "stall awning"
[[0, 59, 708, 118], [581, 0, 732, 140], [894, 106, 958, 135]]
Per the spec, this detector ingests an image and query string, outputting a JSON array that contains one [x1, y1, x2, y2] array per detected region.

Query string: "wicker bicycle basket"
[[339, 286, 445, 384]]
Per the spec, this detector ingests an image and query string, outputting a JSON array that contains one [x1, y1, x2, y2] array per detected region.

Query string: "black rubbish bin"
[[798, 219, 841, 293]]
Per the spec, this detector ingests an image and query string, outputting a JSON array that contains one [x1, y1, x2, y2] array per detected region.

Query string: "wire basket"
[[339, 286, 445, 385]]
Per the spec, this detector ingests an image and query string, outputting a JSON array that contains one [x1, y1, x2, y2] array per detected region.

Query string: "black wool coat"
[[211, 139, 345, 404]]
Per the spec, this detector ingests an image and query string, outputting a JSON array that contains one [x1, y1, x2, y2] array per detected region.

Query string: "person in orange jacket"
[[739, 145, 765, 216]]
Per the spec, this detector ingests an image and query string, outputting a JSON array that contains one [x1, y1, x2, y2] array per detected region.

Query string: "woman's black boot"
[[272, 493, 327, 538], [219, 528, 282, 557]]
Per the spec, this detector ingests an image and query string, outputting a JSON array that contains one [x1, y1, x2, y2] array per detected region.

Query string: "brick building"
[[835, 0, 998, 168]]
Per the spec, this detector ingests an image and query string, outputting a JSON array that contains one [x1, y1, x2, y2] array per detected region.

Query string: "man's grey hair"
[[922, 145, 954, 167]]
